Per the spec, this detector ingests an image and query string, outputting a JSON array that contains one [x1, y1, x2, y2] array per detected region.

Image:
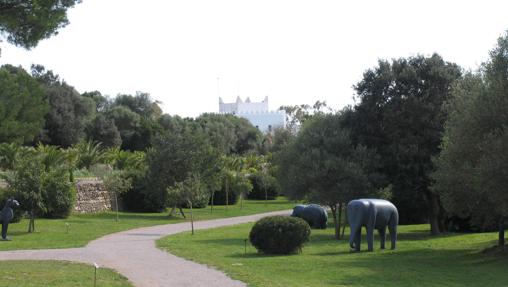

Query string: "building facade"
[[219, 96, 286, 133]]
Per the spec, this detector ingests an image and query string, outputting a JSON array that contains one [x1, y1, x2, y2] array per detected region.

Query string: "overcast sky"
[[1, 0, 508, 117]]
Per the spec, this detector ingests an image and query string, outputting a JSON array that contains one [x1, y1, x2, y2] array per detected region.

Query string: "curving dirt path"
[[0, 210, 290, 287]]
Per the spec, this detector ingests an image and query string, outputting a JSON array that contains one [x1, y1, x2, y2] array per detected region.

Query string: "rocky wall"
[[74, 178, 112, 213]]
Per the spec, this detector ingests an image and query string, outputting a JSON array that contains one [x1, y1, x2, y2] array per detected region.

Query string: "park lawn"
[[0, 197, 294, 251], [157, 222, 508, 287], [0, 260, 132, 287]]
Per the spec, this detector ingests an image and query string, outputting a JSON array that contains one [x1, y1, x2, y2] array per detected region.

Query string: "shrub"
[[41, 167, 75, 218], [249, 216, 311, 254], [247, 172, 279, 200]]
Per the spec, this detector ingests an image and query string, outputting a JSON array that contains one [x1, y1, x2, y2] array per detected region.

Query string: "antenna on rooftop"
[[217, 77, 221, 99]]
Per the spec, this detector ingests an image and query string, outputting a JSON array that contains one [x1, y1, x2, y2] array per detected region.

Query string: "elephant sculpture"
[[347, 199, 398, 252], [291, 204, 327, 229], [1, 198, 19, 240]]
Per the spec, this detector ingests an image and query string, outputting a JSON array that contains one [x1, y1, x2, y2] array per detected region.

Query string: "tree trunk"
[[225, 177, 229, 211], [189, 201, 194, 235], [28, 210, 35, 233], [114, 192, 119, 222], [264, 184, 267, 206], [330, 204, 339, 240], [337, 203, 343, 239], [341, 206, 348, 239], [210, 191, 214, 213], [427, 191, 442, 235], [499, 217, 505, 246]]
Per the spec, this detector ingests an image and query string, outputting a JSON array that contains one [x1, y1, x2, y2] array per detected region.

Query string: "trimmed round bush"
[[249, 215, 311, 254]]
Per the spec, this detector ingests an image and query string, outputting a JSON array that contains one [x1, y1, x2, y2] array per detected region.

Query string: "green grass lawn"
[[0, 197, 294, 251], [157, 222, 508, 287], [0, 261, 132, 287]]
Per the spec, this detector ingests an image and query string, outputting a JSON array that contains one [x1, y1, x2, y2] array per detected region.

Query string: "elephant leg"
[[354, 228, 361, 251], [388, 222, 397, 250], [378, 227, 386, 249], [366, 225, 375, 252], [1, 222, 7, 240]]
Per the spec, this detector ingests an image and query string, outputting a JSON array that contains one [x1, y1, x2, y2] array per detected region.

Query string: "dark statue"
[[291, 204, 327, 229], [347, 199, 398, 252], [1, 198, 19, 240]]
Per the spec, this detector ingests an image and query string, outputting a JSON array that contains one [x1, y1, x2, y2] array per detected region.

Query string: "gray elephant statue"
[[347, 199, 398, 252], [291, 204, 327, 229], [1, 198, 20, 240], [291, 204, 307, 218]]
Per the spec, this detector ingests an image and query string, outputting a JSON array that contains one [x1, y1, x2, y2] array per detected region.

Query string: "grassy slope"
[[0, 197, 294, 251], [158, 223, 508, 287], [0, 261, 132, 287]]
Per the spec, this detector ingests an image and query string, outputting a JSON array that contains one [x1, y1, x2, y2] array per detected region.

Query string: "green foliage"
[[0, 142, 20, 169], [247, 171, 279, 200], [344, 54, 462, 231], [74, 141, 104, 170], [104, 147, 146, 171], [0, 65, 48, 144], [433, 32, 508, 242], [0, 0, 81, 49], [33, 66, 95, 147], [41, 166, 75, 218], [167, 175, 209, 209], [145, 126, 219, 211], [5, 152, 45, 220], [276, 113, 378, 205], [86, 114, 122, 148], [5, 149, 75, 223], [196, 113, 262, 154], [249, 215, 311, 254], [114, 92, 162, 120]]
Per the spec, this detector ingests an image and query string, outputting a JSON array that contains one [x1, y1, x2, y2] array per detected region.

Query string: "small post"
[[244, 238, 248, 255], [93, 262, 99, 287], [65, 222, 70, 234]]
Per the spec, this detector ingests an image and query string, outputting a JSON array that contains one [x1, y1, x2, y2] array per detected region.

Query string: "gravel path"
[[0, 210, 290, 287]]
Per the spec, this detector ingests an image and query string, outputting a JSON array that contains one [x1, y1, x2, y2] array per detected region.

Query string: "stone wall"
[[74, 178, 112, 213]]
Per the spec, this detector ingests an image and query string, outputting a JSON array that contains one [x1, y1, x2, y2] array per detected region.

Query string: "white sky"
[[1, 0, 508, 117]]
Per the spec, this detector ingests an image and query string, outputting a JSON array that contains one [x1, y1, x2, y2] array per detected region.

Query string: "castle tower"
[[219, 96, 286, 133]]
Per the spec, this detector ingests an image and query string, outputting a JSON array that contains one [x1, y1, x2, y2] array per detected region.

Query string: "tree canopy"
[[0, 65, 48, 144], [0, 0, 81, 50], [433, 32, 508, 245], [276, 112, 380, 239], [343, 54, 462, 234]]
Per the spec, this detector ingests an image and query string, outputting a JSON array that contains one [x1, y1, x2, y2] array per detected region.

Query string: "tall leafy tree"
[[276, 113, 380, 239], [145, 124, 219, 211], [0, 0, 81, 53], [433, 32, 508, 246], [0, 65, 48, 144], [344, 54, 462, 234], [32, 65, 95, 147], [86, 114, 122, 148]]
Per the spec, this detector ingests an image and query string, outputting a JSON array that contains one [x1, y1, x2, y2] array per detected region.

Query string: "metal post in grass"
[[244, 239, 248, 255], [93, 262, 99, 287]]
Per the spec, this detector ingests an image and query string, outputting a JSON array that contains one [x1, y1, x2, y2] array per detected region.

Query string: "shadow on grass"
[[330, 247, 508, 286]]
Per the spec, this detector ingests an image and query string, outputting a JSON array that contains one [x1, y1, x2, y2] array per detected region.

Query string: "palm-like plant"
[[35, 143, 66, 172], [0, 142, 20, 170], [74, 141, 104, 170]]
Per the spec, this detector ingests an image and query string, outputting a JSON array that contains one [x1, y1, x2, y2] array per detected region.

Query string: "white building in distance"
[[219, 96, 286, 133]]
